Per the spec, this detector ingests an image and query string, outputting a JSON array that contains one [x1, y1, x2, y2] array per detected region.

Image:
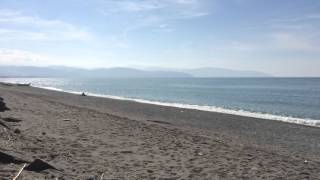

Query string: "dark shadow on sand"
[[0, 97, 10, 112], [0, 152, 28, 164]]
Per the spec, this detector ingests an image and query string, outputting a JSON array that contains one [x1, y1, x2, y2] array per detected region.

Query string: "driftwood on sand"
[[13, 163, 27, 180], [100, 172, 105, 180]]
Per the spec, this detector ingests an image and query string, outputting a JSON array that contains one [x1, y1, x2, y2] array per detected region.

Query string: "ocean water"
[[1, 78, 320, 126]]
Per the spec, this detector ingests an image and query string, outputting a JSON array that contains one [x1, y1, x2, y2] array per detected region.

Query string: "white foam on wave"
[[39, 86, 66, 92], [34, 85, 320, 128]]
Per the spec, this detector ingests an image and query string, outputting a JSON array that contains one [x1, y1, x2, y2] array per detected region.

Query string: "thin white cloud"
[[0, 9, 93, 42], [270, 32, 320, 52], [272, 13, 320, 23], [306, 14, 320, 19], [227, 34, 319, 52], [0, 48, 102, 68], [98, 0, 163, 13], [118, 1, 164, 12], [208, 32, 320, 53], [99, 0, 204, 12], [265, 13, 320, 52], [98, 0, 210, 39], [173, 0, 199, 5], [179, 11, 210, 18], [98, 0, 210, 20], [209, 40, 259, 52], [241, 12, 320, 52], [0, 9, 20, 16], [226, 41, 258, 51], [0, 48, 50, 66]]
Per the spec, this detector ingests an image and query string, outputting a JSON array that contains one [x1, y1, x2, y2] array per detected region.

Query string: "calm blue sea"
[[1, 78, 320, 126]]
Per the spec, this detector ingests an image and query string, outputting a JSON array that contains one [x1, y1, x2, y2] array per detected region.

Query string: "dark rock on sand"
[[0, 151, 28, 164], [25, 159, 57, 172], [14, 128, 21, 134], [0, 97, 10, 112]]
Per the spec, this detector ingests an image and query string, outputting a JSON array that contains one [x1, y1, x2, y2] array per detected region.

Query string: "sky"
[[0, 0, 320, 76]]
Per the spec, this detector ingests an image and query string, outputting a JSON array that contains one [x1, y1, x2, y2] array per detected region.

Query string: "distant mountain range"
[[183, 67, 270, 77], [0, 66, 270, 78]]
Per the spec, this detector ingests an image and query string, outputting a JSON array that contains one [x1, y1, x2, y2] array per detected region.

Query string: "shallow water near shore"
[[1, 77, 320, 126]]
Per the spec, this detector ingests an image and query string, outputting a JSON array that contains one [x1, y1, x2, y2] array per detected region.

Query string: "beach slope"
[[0, 84, 320, 179]]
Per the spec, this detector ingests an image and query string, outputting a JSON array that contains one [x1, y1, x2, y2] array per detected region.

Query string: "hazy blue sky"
[[0, 0, 319, 76]]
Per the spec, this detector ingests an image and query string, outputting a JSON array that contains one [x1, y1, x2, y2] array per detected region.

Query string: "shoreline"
[[1, 83, 320, 179], [2, 80, 320, 128], [1, 83, 320, 154], [40, 86, 320, 128]]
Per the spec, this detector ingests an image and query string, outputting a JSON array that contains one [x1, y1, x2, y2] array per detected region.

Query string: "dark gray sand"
[[0, 84, 320, 179]]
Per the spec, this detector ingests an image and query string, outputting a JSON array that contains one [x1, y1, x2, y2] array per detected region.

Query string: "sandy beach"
[[1, 83, 320, 180]]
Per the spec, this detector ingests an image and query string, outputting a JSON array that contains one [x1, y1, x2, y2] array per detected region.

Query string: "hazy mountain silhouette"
[[185, 67, 270, 77], [0, 66, 270, 78]]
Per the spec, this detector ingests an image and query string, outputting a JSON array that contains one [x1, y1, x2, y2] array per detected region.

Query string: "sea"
[[1, 77, 320, 127]]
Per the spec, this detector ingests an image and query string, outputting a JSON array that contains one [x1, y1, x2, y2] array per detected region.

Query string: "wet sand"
[[0, 84, 320, 179]]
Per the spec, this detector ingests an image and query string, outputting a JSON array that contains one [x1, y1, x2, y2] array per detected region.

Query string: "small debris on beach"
[[197, 152, 204, 156], [147, 169, 153, 173], [120, 150, 133, 154], [13, 163, 27, 180], [147, 120, 172, 125], [14, 128, 21, 134], [16, 83, 31, 87], [2, 117, 22, 123]]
